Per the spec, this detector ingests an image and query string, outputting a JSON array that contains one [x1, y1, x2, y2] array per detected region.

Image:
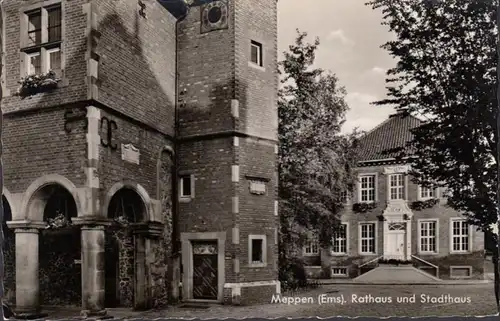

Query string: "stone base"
[[223, 281, 280, 306], [14, 312, 49, 320], [80, 309, 112, 320]]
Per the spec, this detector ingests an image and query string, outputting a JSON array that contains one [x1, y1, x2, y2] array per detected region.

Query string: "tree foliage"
[[366, 0, 497, 231], [278, 30, 359, 261]]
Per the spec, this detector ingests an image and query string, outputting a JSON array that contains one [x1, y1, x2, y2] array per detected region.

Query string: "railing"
[[359, 255, 383, 268], [411, 254, 439, 277]]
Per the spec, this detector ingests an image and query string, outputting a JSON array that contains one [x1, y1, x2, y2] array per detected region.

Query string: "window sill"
[[417, 251, 439, 256], [330, 252, 348, 257], [179, 197, 193, 203], [248, 262, 267, 268], [303, 253, 320, 257], [359, 253, 378, 256], [450, 251, 471, 255], [248, 61, 265, 72]]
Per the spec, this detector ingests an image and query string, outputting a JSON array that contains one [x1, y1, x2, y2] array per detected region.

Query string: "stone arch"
[[103, 181, 151, 222], [20, 174, 82, 221], [2, 187, 16, 221]]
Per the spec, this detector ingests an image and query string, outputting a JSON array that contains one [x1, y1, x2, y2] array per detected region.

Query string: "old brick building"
[[303, 113, 485, 282], [0, 0, 278, 315]]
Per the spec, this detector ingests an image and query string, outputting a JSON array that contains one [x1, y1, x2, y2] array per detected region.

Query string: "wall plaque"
[[121, 143, 140, 165], [249, 180, 266, 195], [383, 165, 410, 174]]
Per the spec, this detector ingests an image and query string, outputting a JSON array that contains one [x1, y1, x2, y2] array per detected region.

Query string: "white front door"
[[386, 231, 405, 260]]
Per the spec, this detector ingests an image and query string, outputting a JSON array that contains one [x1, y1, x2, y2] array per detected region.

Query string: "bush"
[[279, 257, 308, 291]]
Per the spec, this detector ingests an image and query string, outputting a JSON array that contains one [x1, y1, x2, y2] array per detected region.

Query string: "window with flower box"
[[21, 3, 63, 78]]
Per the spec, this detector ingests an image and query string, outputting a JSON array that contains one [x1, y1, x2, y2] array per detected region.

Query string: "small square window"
[[250, 40, 263, 66], [179, 174, 193, 199]]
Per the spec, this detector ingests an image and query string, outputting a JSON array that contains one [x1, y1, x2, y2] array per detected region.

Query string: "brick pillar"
[[14, 228, 40, 314], [81, 225, 106, 316]]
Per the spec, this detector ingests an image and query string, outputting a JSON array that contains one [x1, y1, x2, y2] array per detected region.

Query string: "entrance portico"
[[382, 200, 413, 261]]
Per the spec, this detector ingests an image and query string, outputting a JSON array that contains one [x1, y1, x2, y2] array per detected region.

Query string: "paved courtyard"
[[41, 283, 497, 319]]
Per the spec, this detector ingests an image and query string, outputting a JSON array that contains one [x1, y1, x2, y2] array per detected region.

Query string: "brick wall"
[[322, 163, 485, 279], [97, 109, 171, 219], [234, 0, 278, 140], [177, 4, 235, 137], [3, 108, 87, 195], [237, 138, 277, 282], [94, 0, 177, 136], [2, 0, 88, 113]]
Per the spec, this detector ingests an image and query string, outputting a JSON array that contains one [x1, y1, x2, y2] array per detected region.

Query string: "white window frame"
[[331, 267, 348, 277], [248, 234, 267, 267], [358, 173, 377, 203], [250, 40, 263, 67], [331, 222, 349, 256], [21, 2, 64, 77], [179, 174, 195, 202], [449, 266, 473, 279], [388, 173, 405, 200], [418, 185, 438, 200], [417, 219, 439, 254], [303, 234, 319, 256], [26, 51, 41, 75], [358, 221, 377, 255], [449, 218, 472, 254]]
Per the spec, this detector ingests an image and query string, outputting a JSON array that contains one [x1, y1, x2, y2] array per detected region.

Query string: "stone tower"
[[176, 0, 280, 304]]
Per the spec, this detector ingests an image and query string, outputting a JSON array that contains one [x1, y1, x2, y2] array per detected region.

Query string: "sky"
[[277, 0, 397, 133]]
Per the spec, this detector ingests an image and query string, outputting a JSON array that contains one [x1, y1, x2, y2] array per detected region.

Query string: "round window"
[[207, 6, 222, 24]]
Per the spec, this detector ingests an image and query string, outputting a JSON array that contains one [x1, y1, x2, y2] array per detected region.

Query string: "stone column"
[[81, 225, 106, 316], [134, 235, 146, 309], [15, 228, 40, 314]]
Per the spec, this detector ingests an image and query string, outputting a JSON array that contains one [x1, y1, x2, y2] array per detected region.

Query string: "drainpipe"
[[0, 1, 5, 319], [154, 6, 189, 305]]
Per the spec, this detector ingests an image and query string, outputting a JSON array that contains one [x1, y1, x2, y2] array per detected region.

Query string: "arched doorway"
[[3, 196, 15, 305], [105, 188, 146, 308], [38, 184, 81, 306]]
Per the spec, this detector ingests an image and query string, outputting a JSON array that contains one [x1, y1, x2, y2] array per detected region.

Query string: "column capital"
[[8, 220, 46, 231], [72, 216, 113, 227]]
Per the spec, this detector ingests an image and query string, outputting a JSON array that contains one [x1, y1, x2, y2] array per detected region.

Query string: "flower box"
[[16, 70, 61, 97]]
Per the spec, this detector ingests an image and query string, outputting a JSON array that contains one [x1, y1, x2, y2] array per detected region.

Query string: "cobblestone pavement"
[[41, 284, 497, 320]]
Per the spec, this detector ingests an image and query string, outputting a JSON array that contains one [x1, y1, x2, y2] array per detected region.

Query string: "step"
[[354, 265, 442, 283]]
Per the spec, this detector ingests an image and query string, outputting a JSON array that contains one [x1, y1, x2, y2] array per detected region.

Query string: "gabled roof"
[[357, 112, 422, 163]]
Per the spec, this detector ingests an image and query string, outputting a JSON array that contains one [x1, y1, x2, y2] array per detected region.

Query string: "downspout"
[[155, 7, 189, 305]]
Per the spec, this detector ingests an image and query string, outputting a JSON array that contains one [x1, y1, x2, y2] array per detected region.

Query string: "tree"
[[366, 0, 498, 309], [278, 30, 359, 285]]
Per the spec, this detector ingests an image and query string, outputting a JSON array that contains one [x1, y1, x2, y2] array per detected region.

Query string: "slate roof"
[[357, 112, 422, 163]]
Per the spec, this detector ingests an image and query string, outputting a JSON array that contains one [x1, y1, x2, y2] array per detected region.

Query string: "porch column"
[[81, 225, 106, 316], [14, 228, 40, 314], [406, 219, 412, 261]]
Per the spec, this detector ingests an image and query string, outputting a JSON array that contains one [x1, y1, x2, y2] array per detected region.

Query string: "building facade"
[[303, 113, 485, 281], [0, 0, 279, 315]]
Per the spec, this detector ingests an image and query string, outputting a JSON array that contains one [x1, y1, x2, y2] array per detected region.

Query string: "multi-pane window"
[[420, 221, 437, 253], [389, 174, 405, 200], [250, 40, 263, 66], [359, 175, 376, 202], [304, 239, 319, 255], [420, 186, 436, 199], [452, 220, 470, 252], [360, 223, 376, 254], [332, 224, 347, 254], [23, 5, 62, 77]]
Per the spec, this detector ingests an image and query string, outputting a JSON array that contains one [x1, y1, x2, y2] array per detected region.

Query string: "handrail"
[[359, 255, 383, 268], [411, 255, 438, 269]]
